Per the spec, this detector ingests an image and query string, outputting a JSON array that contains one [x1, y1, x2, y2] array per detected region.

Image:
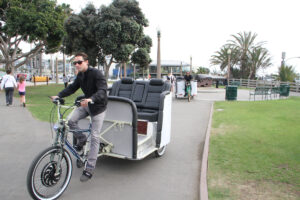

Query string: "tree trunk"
[[120, 65, 123, 79], [133, 64, 136, 80], [104, 57, 114, 80], [39, 53, 43, 76], [55, 57, 59, 84], [142, 68, 145, 80], [248, 64, 253, 79], [123, 62, 127, 77], [63, 53, 66, 75]]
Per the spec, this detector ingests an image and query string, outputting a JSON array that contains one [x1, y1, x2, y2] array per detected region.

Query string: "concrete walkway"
[[0, 91, 212, 200]]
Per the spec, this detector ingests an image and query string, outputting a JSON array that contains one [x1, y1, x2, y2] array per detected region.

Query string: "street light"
[[227, 49, 231, 85], [156, 27, 161, 79]]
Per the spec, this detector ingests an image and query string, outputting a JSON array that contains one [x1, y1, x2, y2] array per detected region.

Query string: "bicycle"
[[26, 97, 94, 200]]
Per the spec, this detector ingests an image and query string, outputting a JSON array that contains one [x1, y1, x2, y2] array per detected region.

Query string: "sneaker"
[[80, 168, 93, 182]]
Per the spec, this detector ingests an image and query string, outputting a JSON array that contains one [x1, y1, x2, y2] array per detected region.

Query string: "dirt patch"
[[211, 123, 239, 136], [208, 171, 299, 200]]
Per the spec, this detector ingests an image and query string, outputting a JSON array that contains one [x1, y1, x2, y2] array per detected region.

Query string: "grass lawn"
[[208, 97, 300, 200], [24, 84, 83, 121]]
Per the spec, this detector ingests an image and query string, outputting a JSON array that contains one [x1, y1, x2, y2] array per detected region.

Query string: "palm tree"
[[278, 65, 296, 82], [211, 31, 272, 79], [228, 31, 265, 78], [210, 45, 239, 77], [248, 47, 272, 79]]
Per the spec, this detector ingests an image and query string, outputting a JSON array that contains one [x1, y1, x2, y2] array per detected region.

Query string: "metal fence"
[[229, 78, 300, 93]]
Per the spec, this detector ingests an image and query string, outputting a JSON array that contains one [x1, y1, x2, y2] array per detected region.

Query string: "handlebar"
[[48, 96, 94, 107], [48, 96, 65, 105]]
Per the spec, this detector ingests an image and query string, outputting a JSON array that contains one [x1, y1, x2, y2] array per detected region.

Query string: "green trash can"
[[280, 84, 290, 97], [226, 85, 238, 100]]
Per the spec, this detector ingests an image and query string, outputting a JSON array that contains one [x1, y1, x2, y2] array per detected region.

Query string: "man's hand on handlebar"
[[51, 96, 59, 101], [80, 98, 92, 107]]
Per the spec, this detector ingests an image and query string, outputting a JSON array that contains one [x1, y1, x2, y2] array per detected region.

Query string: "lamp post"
[[227, 49, 231, 85], [156, 28, 161, 79]]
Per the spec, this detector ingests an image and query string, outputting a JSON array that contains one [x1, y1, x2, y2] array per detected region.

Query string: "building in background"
[[112, 60, 190, 79]]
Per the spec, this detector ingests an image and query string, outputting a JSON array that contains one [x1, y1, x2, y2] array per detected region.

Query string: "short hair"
[[6, 68, 11, 74], [75, 52, 88, 61]]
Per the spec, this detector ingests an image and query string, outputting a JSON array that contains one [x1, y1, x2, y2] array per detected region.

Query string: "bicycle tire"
[[27, 146, 73, 200]]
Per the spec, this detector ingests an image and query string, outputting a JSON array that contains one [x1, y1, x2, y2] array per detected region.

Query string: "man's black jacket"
[[184, 75, 193, 82], [58, 67, 107, 116]]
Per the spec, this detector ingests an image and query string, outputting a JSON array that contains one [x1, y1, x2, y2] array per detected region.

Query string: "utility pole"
[[281, 52, 286, 67], [180, 62, 183, 76]]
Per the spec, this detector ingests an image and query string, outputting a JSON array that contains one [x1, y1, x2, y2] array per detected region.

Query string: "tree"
[[131, 47, 151, 78], [278, 65, 296, 82], [0, 0, 69, 72], [64, 0, 151, 79], [248, 47, 272, 79], [210, 45, 239, 77], [195, 66, 210, 74], [228, 31, 263, 78], [210, 31, 272, 79]]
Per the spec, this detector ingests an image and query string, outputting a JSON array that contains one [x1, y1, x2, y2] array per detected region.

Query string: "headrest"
[[121, 77, 134, 84], [150, 78, 164, 86], [176, 76, 184, 80]]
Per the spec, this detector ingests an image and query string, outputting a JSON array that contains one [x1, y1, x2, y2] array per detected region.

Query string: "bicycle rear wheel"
[[27, 146, 72, 200]]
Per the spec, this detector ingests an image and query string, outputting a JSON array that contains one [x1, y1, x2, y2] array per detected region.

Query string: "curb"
[[199, 102, 214, 200]]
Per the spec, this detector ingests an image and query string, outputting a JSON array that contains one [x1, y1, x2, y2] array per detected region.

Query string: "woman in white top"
[[0, 69, 17, 106]]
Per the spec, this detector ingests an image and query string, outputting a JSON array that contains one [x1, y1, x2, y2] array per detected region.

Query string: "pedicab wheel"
[[155, 145, 167, 157], [27, 146, 72, 200]]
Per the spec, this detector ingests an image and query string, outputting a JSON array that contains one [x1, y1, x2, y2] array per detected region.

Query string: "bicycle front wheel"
[[27, 146, 73, 200]]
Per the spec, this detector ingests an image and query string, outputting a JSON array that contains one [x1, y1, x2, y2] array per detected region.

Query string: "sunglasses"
[[73, 60, 84, 65]]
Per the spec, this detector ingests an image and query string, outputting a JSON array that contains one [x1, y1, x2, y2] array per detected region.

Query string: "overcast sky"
[[57, 0, 300, 75]]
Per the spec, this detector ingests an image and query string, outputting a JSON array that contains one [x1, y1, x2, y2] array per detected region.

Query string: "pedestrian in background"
[[63, 74, 69, 88], [167, 73, 175, 92], [0, 69, 17, 106], [17, 75, 26, 107]]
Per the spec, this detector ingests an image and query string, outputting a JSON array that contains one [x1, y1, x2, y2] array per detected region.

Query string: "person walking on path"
[[63, 74, 69, 88], [167, 73, 176, 92], [51, 52, 107, 182], [0, 69, 17, 106], [17, 75, 26, 107]]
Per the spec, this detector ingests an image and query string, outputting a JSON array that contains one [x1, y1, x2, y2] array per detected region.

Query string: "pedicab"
[[175, 76, 197, 101], [27, 78, 172, 200]]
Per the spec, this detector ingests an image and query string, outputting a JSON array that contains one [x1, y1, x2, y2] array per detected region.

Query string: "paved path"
[[0, 91, 212, 200]]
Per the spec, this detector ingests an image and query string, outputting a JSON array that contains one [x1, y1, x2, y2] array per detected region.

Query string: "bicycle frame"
[[51, 100, 131, 170], [186, 83, 191, 95], [51, 101, 92, 174]]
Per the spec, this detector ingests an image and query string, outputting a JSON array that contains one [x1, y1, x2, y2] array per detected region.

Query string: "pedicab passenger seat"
[[109, 77, 135, 98], [135, 79, 170, 122], [109, 78, 171, 122]]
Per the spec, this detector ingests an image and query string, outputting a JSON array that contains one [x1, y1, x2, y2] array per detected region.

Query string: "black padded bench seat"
[[109, 78, 171, 122]]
